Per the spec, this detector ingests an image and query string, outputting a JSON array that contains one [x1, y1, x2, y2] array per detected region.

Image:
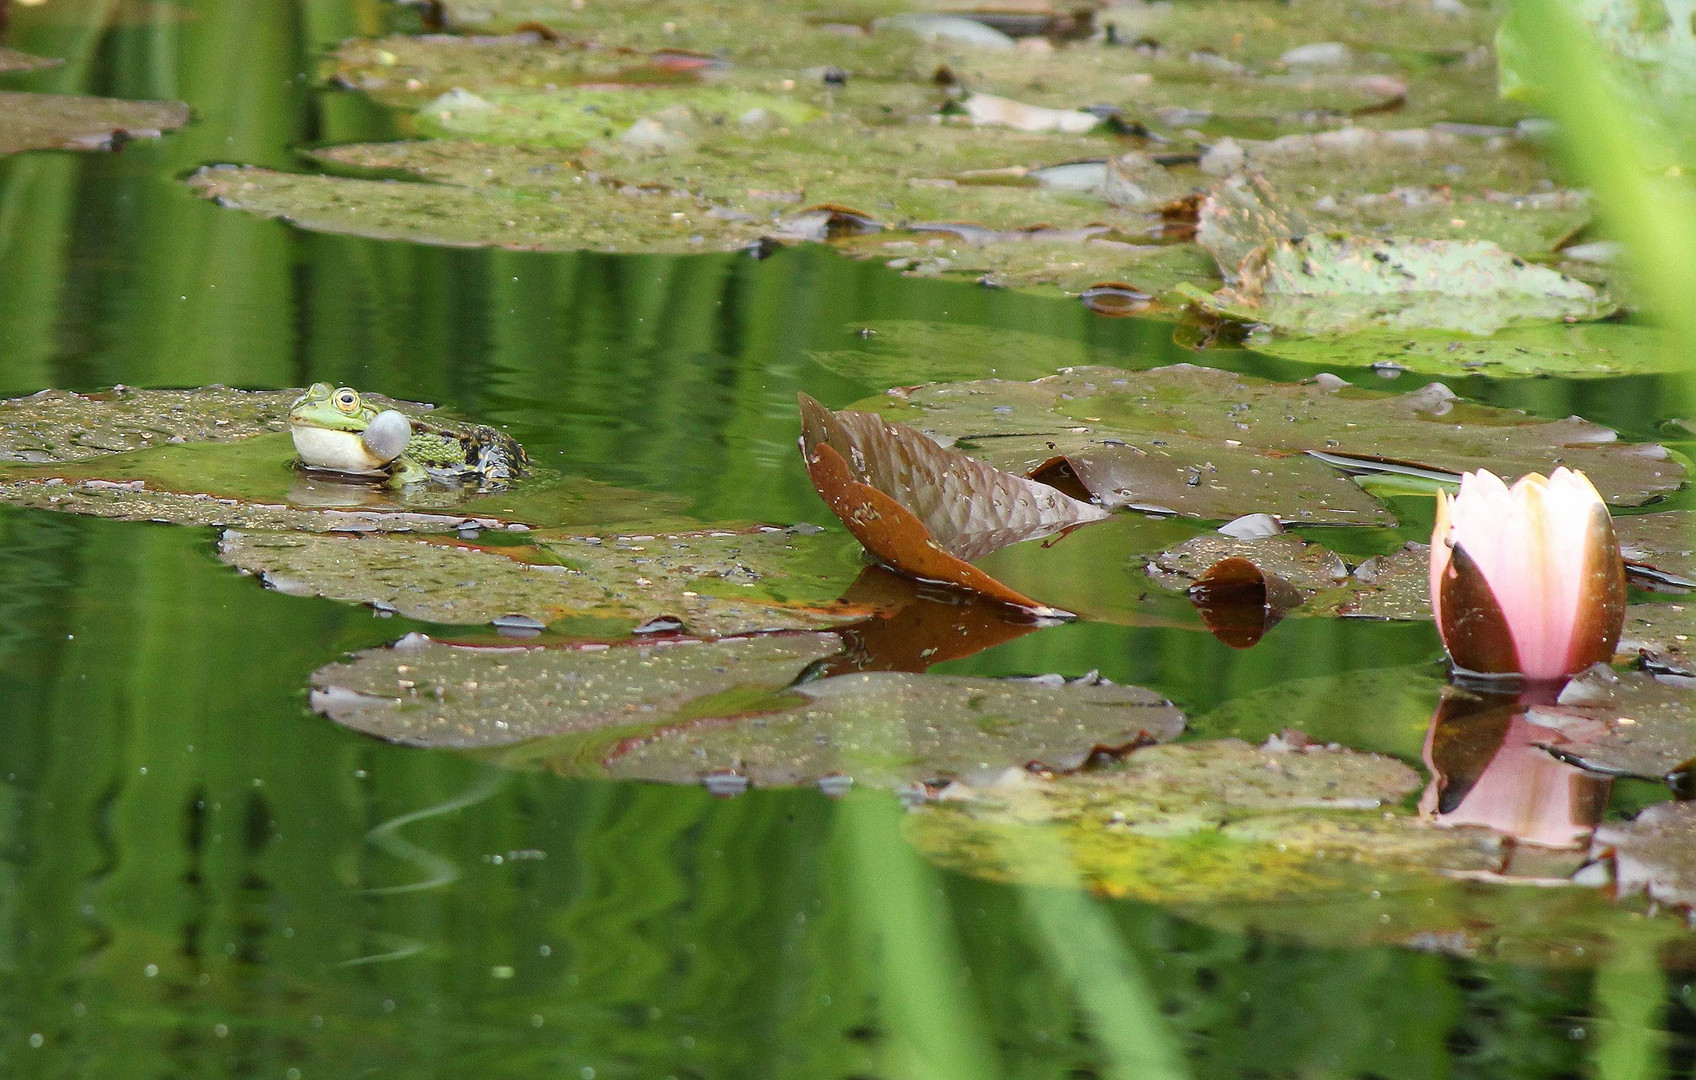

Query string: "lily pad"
[[857, 364, 1683, 523], [312, 629, 1185, 788], [415, 85, 823, 146], [1523, 665, 1696, 781], [0, 48, 64, 74], [311, 630, 844, 748], [0, 386, 297, 462], [602, 670, 1186, 787], [0, 90, 190, 155], [1620, 600, 1696, 671], [186, 165, 768, 255], [218, 526, 866, 636], [1148, 533, 1432, 620], [906, 738, 1507, 906], [1241, 322, 1682, 380], [1616, 511, 1696, 589], [1592, 801, 1696, 911]]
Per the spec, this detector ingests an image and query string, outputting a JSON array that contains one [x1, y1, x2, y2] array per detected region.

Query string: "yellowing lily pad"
[[907, 738, 1505, 905], [220, 526, 868, 635], [0, 90, 190, 155], [857, 364, 1683, 522]]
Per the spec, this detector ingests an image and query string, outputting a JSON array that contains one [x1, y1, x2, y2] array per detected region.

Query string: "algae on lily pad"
[[312, 630, 844, 749], [0, 90, 190, 155], [858, 364, 1682, 523], [906, 738, 1505, 905], [602, 671, 1185, 787], [219, 526, 867, 636], [0, 386, 297, 462]]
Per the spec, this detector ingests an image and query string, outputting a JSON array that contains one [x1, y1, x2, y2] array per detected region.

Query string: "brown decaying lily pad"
[[219, 527, 866, 637], [1592, 801, 1696, 911], [0, 91, 190, 155], [311, 630, 843, 749], [861, 364, 1682, 523], [802, 435, 1070, 617], [602, 671, 1185, 788], [1524, 665, 1696, 782], [798, 392, 1107, 562]]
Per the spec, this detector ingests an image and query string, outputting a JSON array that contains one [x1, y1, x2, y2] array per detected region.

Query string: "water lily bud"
[[1428, 468, 1626, 682]]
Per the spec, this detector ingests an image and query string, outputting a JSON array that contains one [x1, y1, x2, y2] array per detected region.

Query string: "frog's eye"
[[333, 388, 361, 414]]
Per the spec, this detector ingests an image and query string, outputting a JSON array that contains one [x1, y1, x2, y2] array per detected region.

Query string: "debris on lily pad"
[[602, 670, 1185, 788], [0, 48, 64, 74], [312, 630, 844, 749], [0, 91, 190, 155], [1592, 801, 1696, 912], [857, 364, 1682, 523], [1523, 665, 1696, 782], [906, 738, 1507, 905], [1620, 600, 1696, 673], [219, 526, 867, 636]]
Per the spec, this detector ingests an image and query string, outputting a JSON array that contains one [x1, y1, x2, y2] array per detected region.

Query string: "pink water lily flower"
[[1429, 468, 1626, 682]]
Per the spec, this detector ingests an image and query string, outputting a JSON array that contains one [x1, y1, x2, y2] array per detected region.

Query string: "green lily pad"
[[0, 90, 190, 155], [187, 164, 769, 255], [1593, 801, 1696, 911], [1148, 532, 1431, 620], [1524, 665, 1696, 781], [312, 629, 1185, 788], [0, 48, 64, 74], [906, 738, 1506, 906], [415, 85, 823, 146], [602, 670, 1185, 787], [218, 526, 866, 635], [1242, 322, 1681, 379], [312, 630, 844, 748], [856, 364, 1683, 523], [1616, 511, 1696, 589], [807, 320, 1116, 386], [0, 386, 296, 461]]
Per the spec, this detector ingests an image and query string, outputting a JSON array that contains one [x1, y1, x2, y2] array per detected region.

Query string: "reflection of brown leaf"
[[814, 566, 1054, 676], [799, 393, 1107, 562], [1186, 556, 1306, 648], [803, 440, 1071, 617]]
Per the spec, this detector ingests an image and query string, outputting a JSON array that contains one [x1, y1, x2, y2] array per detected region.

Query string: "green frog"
[[287, 383, 527, 488]]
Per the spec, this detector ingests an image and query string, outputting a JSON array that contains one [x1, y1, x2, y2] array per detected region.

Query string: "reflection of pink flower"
[[1421, 712, 1608, 849], [1429, 468, 1626, 682]]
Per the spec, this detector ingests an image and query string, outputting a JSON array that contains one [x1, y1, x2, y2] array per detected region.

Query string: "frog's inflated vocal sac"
[[288, 383, 527, 487]]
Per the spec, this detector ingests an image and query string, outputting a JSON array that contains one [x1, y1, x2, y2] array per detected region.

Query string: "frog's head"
[[289, 383, 381, 432]]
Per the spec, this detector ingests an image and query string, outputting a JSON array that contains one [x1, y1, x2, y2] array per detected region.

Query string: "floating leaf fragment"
[[0, 90, 190, 155], [952, 92, 1102, 134]]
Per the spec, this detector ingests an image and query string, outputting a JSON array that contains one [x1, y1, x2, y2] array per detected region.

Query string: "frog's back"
[[406, 418, 527, 483]]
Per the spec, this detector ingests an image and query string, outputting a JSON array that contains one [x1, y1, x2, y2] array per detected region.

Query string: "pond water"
[[5, 1, 1696, 1078]]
